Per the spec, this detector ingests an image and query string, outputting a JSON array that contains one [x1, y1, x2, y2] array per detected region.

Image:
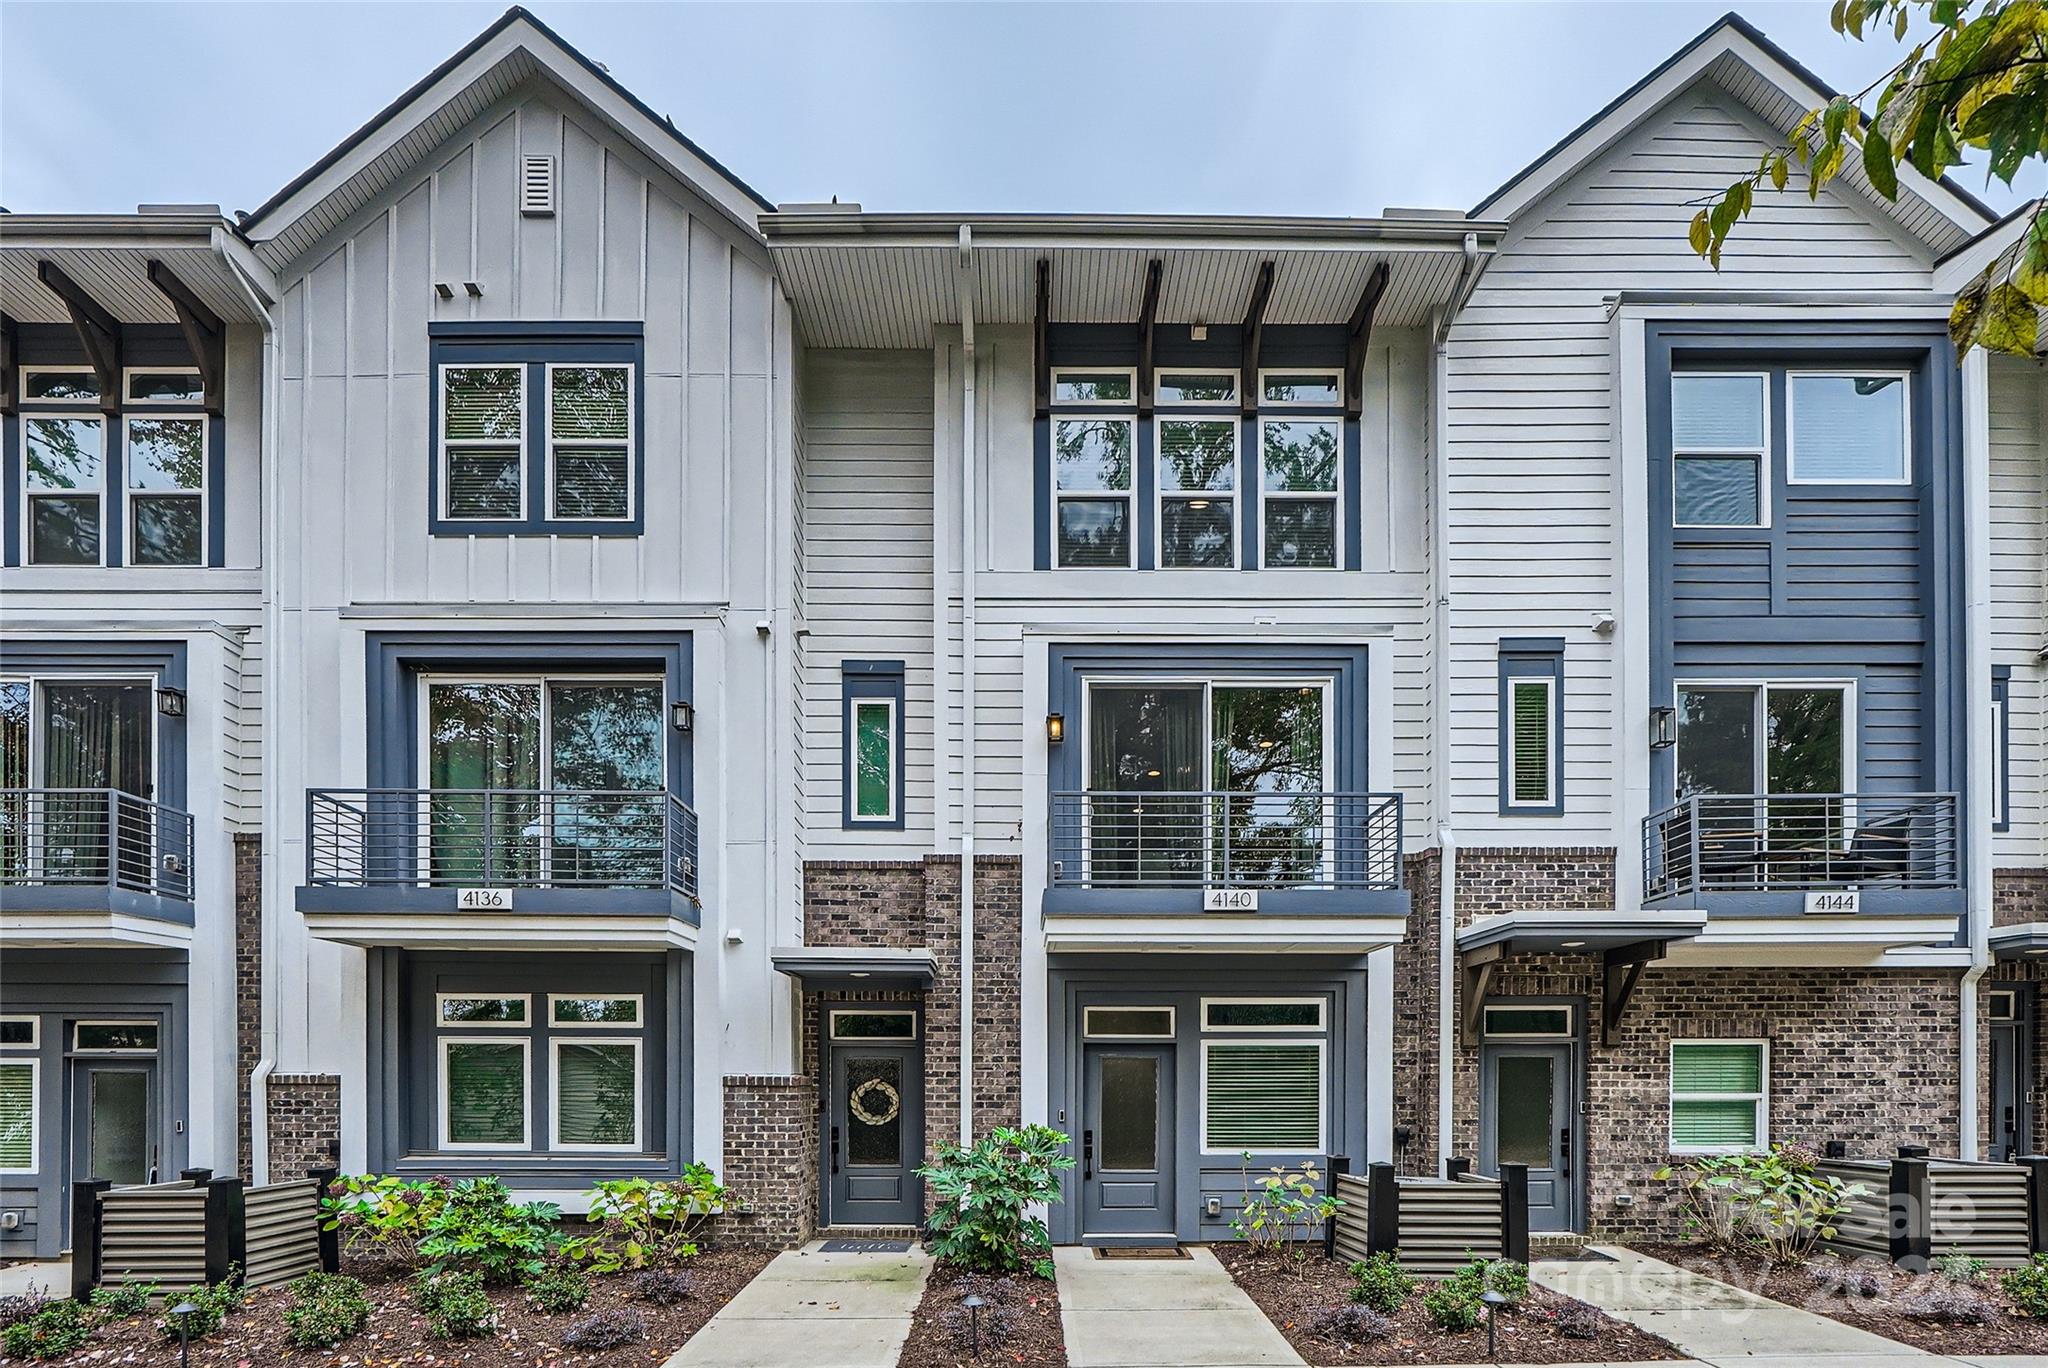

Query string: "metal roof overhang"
[[761, 212, 1504, 349], [1455, 909, 1707, 958], [1990, 921, 2048, 961], [0, 216, 276, 326], [770, 945, 939, 991]]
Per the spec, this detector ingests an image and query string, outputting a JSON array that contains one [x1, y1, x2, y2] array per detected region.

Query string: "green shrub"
[[918, 1124, 1074, 1275], [1232, 1153, 1341, 1265], [1346, 1253, 1415, 1314], [2004, 1253, 2048, 1317], [1422, 1280, 1483, 1332], [155, 1272, 244, 1342], [1, 1300, 88, 1360], [416, 1177, 561, 1284], [1934, 1249, 1989, 1284], [525, 1263, 590, 1314], [282, 1272, 371, 1349], [88, 1280, 158, 1318], [563, 1166, 727, 1274], [561, 1306, 647, 1349], [413, 1269, 498, 1340], [322, 1174, 452, 1264], [1654, 1145, 1864, 1264], [1475, 1257, 1529, 1304]]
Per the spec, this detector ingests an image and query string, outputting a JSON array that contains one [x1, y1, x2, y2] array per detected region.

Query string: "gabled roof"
[[1474, 11, 1996, 257], [238, 6, 774, 272]]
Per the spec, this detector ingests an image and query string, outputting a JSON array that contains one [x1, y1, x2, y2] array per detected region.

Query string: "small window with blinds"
[[440, 1037, 529, 1150], [1508, 679, 1555, 808], [547, 365, 633, 521], [1669, 1040, 1767, 1153], [1499, 642, 1564, 816], [551, 1039, 640, 1150], [1202, 1040, 1323, 1154], [1788, 373, 1909, 484], [0, 1058, 35, 1173], [441, 365, 526, 521]]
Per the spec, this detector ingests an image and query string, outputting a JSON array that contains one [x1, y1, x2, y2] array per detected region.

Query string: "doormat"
[[1094, 1245, 1187, 1259], [820, 1239, 912, 1253]]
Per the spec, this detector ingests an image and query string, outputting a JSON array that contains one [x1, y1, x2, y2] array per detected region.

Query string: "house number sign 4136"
[[1203, 888, 1260, 912], [456, 888, 514, 911]]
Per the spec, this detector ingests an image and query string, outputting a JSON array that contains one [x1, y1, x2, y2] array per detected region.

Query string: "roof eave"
[[761, 212, 1505, 251]]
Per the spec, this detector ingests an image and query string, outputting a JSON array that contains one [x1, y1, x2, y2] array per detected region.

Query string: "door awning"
[[1990, 921, 2048, 960], [770, 946, 939, 990]]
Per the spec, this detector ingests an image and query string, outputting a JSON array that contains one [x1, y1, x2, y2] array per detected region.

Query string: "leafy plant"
[[1231, 1152, 1341, 1269], [1811, 1260, 1885, 1299], [416, 1177, 561, 1284], [633, 1267, 695, 1305], [1684, 0, 2047, 356], [282, 1272, 371, 1349], [1346, 1253, 1415, 1314], [564, 1167, 727, 1273], [1654, 1146, 1864, 1264], [0, 1300, 88, 1360], [2003, 1252, 2048, 1317], [155, 1270, 244, 1342], [414, 1268, 498, 1339], [321, 1174, 453, 1263], [1553, 1300, 1604, 1340], [526, 1263, 591, 1314], [1422, 1280, 1483, 1332], [943, 1290, 1021, 1353], [919, 1124, 1075, 1275], [1935, 1248, 1989, 1283], [0, 1282, 54, 1331], [1901, 1284, 1996, 1324], [561, 1306, 647, 1350], [88, 1280, 158, 1318], [1472, 1257, 1529, 1304], [1307, 1302, 1393, 1344]]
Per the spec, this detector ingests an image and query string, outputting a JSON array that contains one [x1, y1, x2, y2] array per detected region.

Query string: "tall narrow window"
[[441, 366, 525, 521], [547, 365, 632, 520], [1509, 680, 1555, 806], [1259, 419, 1339, 567], [1671, 373, 1767, 527], [126, 416, 205, 565], [1670, 1041, 1767, 1152], [842, 661, 905, 830], [1992, 671, 2011, 832], [1054, 416, 1135, 567], [24, 414, 106, 565], [1157, 418, 1236, 568], [1499, 642, 1564, 816], [0, 1058, 34, 1172]]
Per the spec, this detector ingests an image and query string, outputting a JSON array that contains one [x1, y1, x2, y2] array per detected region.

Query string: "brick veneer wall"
[[720, 1075, 818, 1248], [1993, 868, 2048, 928], [234, 833, 261, 1178], [1393, 850, 1439, 1175], [266, 1075, 341, 1181], [1980, 957, 2047, 1160]]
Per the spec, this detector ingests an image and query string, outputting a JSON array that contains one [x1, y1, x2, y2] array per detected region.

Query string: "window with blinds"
[[1509, 679, 1554, 807], [1670, 1041, 1766, 1152], [1499, 643, 1564, 815], [0, 1060, 35, 1171], [441, 1039, 528, 1149], [553, 1041, 639, 1149], [1202, 1041, 1323, 1153], [547, 365, 632, 520], [441, 366, 525, 521]]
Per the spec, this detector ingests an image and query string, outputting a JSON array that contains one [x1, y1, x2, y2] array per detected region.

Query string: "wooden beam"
[[36, 261, 121, 411], [1238, 260, 1274, 417], [1460, 955, 1498, 1048], [1032, 258, 1051, 419], [1135, 258, 1162, 418], [0, 312, 16, 416], [148, 260, 227, 416], [1343, 262, 1391, 420], [1601, 940, 1667, 1045]]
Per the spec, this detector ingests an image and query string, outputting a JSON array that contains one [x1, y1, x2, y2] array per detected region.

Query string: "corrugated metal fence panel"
[[1328, 1173, 1504, 1275], [1929, 1163, 2034, 1267], [100, 1189, 208, 1287], [243, 1179, 323, 1288], [1817, 1160, 1892, 1259], [1331, 1173, 1371, 1265]]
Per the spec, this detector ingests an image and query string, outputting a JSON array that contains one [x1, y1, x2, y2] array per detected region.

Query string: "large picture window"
[[1788, 374, 1909, 484], [1670, 1040, 1767, 1153], [1201, 1040, 1324, 1153]]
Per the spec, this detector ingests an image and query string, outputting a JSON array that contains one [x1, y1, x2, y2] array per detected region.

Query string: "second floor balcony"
[[0, 787, 195, 945]]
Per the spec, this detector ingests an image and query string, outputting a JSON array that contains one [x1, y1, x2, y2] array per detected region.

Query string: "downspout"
[[955, 226, 977, 1145], [1959, 347, 1994, 1160]]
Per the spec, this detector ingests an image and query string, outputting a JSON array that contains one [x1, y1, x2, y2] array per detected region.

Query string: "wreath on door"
[[849, 1077, 901, 1126]]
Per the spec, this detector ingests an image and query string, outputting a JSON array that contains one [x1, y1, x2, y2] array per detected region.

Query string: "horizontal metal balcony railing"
[[1643, 792, 1960, 901], [0, 788, 196, 902], [1048, 790, 1403, 892], [306, 788, 699, 900]]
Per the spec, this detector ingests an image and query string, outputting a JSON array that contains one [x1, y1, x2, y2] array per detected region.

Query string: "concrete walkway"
[[664, 1240, 931, 1368], [0, 1261, 66, 1299], [1052, 1245, 1304, 1367]]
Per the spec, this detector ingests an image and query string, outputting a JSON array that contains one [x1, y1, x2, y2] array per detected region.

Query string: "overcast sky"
[[2, 2, 2040, 221]]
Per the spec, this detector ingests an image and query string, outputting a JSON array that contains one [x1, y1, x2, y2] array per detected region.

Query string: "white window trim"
[[1081, 1005, 1176, 1041], [549, 1036, 642, 1152], [1991, 694, 2008, 828], [1989, 990, 2018, 1023], [1052, 414, 1138, 570], [123, 412, 208, 567], [1785, 370, 1913, 486], [1672, 678, 1857, 801], [0, 1017, 40, 1050], [1200, 1037, 1326, 1155], [0, 1056, 38, 1175], [847, 695, 900, 824], [1256, 367, 1344, 410], [438, 362, 528, 522], [1506, 675, 1558, 810], [1154, 414, 1240, 570], [436, 993, 531, 1028], [1049, 366, 1140, 408], [22, 410, 109, 567], [828, 1009, 920, 1042], [1672, 370, 1772, 530], [122, 366, 206, 406], [1482, 1005, 1575, 1039], [439, 1035, 531, 1151], [1255, 415, 1343, 569], [1200, 996, 1326, 1033], [547, 993, 642, 1028], [1668, 1038, 1769, 1155], [71, 1020, 159, 1055], [18, 365, 101, 406], [1153, 368, 1239, 408], [542, 361, 636, 523]]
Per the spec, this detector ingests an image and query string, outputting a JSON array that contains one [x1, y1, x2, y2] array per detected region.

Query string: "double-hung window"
[[1671, 373, 1768, 527], [430, 325, 642, 535], [21, 368, 107, 566], [1155, 371, 1238, 569], [125, 404, 207, 566], [1669, 1040, 1767, 1152], [435, 991, 646, 1153], [1500, 641, 1565, 815], [1051, 369, 1136, 568], [1200, 997, 1326, 1154], [0, 1017, 36, 1174], [1258, 371, 1342, 568]]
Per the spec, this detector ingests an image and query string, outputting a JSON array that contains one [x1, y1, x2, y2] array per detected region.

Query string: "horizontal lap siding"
[[1445, 86, 1933, 844], [1990, 356, 2046, 863]]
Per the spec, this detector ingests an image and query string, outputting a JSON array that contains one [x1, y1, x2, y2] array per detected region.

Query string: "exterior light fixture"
[[671, 700, 694, 733], [1481, 1289, 1507, 1358], [961, 1294, 987, 1357], [155, 686, 186, 718], [1649, 705, 1676, 749], [170, 1301, 199, 1368], [1045, 713, 1065, 744], [1561, 940, 1586, 949]]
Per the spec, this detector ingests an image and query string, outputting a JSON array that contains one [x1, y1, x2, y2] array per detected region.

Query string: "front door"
[[827, 1044, 922, 1227], [66, 1060, 156, 1227], [1991, 1022, 2022, 1161], [1082, 1044, 1175, 1239], [1481, 1043, 1575, 1231]]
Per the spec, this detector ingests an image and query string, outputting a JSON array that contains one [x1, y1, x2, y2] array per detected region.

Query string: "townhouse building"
[[1, 6, 2041, 1258]]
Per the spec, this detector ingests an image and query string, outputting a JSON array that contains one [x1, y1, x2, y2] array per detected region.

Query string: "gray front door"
[[1990, 1020, 2029, 1162], [1082, 1044, 1175, 1238], [1481, 1043, 1575, 1231], [827, 1045, 922, 1226], [65, 1061, 156, 1241]]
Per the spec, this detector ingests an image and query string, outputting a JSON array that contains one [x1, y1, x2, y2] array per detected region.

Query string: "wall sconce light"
[[155, 686, 187, 719], [1045, 713, 1065, 745], [1649, 705, 1675, 750], [671, 700, 694, 733]]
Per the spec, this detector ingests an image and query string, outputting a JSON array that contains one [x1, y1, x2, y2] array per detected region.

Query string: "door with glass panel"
[[1081, 682, 1329, 887], [1082, 1044, 1176, 1237], [825, 1014, 923, 1227], [421, 677, 664, 887], [1479, 1043, 1574, 1231], [1988, 988, 2032, 1163], [0, 680, 154, 888], [1674, 684, 1849, 885]]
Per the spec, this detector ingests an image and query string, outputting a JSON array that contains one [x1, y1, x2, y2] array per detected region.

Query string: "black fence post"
[[203, 1176, 246, 1286], [1445, 1156, 1472, 1181], [179, 1168, 212, 1186], [1889, 1156, 1931, 1271], [1324, 1155, 1350, 1260], [1499, 1162, 1531, 1265], [310, 1166, 342, 1273], [1366, 1161, 1400, 1257], [69, 1179, 110, 1300], [1897, 1144, 1931, 1160], [2019, 1155, 2048, 1257]]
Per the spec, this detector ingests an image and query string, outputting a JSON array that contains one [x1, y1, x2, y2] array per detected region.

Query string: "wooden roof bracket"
[[1032, 258, 1051, 419], [1238, 260, 1274, 418], [1601, 940, 1668, 1046], [1135, 258, 1162, 418], [36, 261, 121, 413], [1458, 941, 1504, 1048], [148, 260, 228, 416], [0, 313, 16, 417], [1343, 262, 1391, 421]]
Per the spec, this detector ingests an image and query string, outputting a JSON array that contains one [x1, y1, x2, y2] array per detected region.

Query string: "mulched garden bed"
[[0, 1247, 772, 1366], [1216, 1246, 1683, 1366], [1640, 1242, 2048, 1355], [898, 1263, 1068, 1368]]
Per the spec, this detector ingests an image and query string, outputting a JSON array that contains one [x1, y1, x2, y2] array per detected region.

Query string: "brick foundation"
[[1393, 849, 1440, 1174], [234, 833, 261, 1178], [720, 1074, 819, 1248], [266, 1074, 341, 1180], [1993, 867, 2048, 928]]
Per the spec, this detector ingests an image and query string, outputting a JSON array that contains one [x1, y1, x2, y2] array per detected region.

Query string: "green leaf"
[[1978, 281, 2040, 355], [1771, 155, 1790, 192], [1862, 126, 1900, 199], [1687, 210, 1712, 257]]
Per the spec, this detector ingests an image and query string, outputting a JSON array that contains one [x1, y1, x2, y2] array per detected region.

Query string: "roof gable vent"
[[520, 155, 557, 217]]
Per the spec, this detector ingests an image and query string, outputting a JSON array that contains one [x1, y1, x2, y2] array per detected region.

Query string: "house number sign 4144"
[[456, 888, 514, 911]]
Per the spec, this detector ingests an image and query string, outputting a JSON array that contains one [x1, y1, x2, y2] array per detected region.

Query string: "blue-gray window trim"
[[1498, 637, 1565, 817], [0, 639, 188, 809], [841, 659, 906, 831], [1993, 665, 2012, 833], [426, 321, 646, 537], [1034, 325, 1361, 572]]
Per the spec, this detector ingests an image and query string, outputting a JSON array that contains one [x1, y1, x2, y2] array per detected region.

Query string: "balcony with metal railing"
[[296, 788, 701, 950], [0, 788, 196, 943]]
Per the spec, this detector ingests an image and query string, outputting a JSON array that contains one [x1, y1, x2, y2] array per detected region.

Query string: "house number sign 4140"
[[1203, 888, 1260, 912]]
